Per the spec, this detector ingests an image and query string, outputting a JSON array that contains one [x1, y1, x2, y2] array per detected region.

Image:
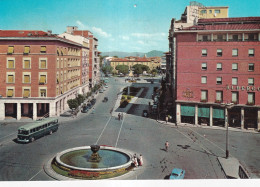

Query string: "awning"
[[39, 75, 46, 83], [213, 108, 225, 119], [8, 60, 14, 68], [24, 60, 30, 69], [181, 105, 195, 117], [24, 75, 30, 83], [8, 75, 14, 83], [7, 89, 13, 97], [23, 89, 30, 97], [41, 46, 46, 53], [40, 60, 46, 69], [198, 107, 210, 118]]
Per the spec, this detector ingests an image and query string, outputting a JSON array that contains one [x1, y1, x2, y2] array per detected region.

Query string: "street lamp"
[[220, 102, 234, 159]]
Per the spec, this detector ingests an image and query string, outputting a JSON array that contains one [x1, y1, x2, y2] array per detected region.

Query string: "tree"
[[132, 64, 150, 75], [151, 68, 158, 76], [115, 65, 129, 75], [76, 94, 85, 105], [102, 66, 113, 74], [67, 99, 79, 110]]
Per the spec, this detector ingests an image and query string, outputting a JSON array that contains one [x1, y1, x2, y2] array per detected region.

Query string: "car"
[[90, 98, 96, 105], [136, 78, 141, 81], [142, 110, 148, 117], [105, 85, 108, 88], [81, 106, 89, 113], [99, 89, 104, 93], [169, 168, 185, 179], [87, 103, 92, 109], [103, 97, 108, 102]]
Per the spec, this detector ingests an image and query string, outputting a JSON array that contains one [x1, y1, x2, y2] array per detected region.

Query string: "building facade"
[[0, 30, 83, 120], [167, 17, 260, 130]]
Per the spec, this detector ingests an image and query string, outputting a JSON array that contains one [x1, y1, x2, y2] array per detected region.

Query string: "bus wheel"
[[49, 130, 52, 135], [30, 137, 35, 142]]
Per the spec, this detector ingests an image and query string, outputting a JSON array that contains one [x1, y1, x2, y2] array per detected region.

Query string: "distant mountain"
[[101, 50, 164, 58]]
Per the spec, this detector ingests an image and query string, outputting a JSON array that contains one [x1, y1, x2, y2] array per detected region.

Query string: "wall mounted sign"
[[182, 88, 194, 98], [226, 85, 260, 91]]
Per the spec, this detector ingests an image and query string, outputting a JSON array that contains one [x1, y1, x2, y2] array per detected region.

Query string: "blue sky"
[[0, 0, 259, 52]]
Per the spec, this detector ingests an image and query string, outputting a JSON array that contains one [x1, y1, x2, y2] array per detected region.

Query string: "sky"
[[0, 0, 259, 53]]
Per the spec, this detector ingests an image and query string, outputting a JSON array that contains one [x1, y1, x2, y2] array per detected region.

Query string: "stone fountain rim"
[[55, 146, 132, 172]]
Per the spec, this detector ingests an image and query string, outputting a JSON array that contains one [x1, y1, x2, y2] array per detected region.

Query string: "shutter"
[[39, 75, 46, 83], [8, 60, 14, 68], [24, 46, 30, 54], [8, 75, 14, 83], [8, 46, 14, 54], [7, 89, 13, 97], [24, 75, 30, 83], [23, 89, 30, 97], [24, 60, 30, 69]]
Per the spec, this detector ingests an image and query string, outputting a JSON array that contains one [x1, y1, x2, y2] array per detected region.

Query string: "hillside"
[[101, 50, 164, 58]]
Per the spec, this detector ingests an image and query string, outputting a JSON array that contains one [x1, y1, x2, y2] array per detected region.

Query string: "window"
[[39, 59, 47, 69], [216, 91, 223, 102], [201, 90, 208, 101], [57, 59, 59, 68], [216, 63, 222, 70], [247, 92, 255, 104], [233, 35, 238, 41], [23, 88, 30, 98], [201, 63, 207, 70], [215, 10, 220, 14], [248, 49, 254, 57], [7, 59, 15, 69], [232, 63, 238, 71], [200, 10, 207, 14], [39, 75, 47, 84], [232, 49, 238, 56], [8, 46, 14, 54], [216, 77, 222, 84], [40, 46, 46, 53], [57, 49, 60, 56], [23, 74, 30, 83], [23, 59, 31, 69], [7, 88, 14, 97], [217, 49, 222, 56], [24, 46, 30, 54], [7, 74, 14, 83], [202, 35, 208, 41], [202, 49, 207, 57], [232, 77, 238, 85], [209, 10, 212, 14], [217, 35, 223, 41], [248, 78, 254, 86], [248, 63, 254, 71], [40, 89, 47, 97], [201, 76, 207, 84], [248, 34, 255, 41], [232, 92, 238, 103]]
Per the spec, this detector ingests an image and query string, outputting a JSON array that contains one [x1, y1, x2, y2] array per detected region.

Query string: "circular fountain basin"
[[52, 146, 133, 179]]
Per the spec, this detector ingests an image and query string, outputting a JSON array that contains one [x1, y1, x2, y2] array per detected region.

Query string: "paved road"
[[0, 76, 259, 181]]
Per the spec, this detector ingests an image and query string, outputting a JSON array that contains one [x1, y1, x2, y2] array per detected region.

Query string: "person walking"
[[92, 107, 95, 114], [165, 141, 169, 152], [118, 113, 121, 121], [134, 156, 139, 167], [139, 154, 143, 166], [166, 115, 169, 124], [121, 112, 123, 120]]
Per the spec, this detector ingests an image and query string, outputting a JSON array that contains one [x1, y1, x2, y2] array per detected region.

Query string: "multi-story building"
[[67, 26, 100, 88], [160, 55, 166, 73], [0, 30, 82, 120], [58, 32, 90, 94], [167, 17, 260, 131]]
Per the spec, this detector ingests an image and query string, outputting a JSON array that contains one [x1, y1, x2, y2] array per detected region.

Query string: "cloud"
[[76, 20, 88, 29], [137, 40, 145, 45], [92, 27, 111, 38], [119, 35, 130, 40], [131, 32, 167, 40]]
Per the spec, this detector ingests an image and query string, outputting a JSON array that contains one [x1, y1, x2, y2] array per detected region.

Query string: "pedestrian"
[[121, 112, 123, 120], [134, 156, 139, 167], [118, 113, 121, 121], [139, 154, 143, 166], [165, 141, 169, 152], [92, 107, 95, 114], [166, 115, 169, 124]]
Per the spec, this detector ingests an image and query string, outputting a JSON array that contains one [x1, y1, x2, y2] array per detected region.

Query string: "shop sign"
[[182, 88, 194, 98], [226, 85, 260, 91]]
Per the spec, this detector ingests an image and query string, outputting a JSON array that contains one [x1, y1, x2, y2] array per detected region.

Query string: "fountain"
[[49, 145, 134, 180]]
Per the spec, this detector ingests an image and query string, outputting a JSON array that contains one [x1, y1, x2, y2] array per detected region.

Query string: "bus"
[[17, 117, 59, 143]]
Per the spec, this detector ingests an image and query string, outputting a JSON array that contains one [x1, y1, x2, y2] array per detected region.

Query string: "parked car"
[[142, 110, 148, 117], [81, 106, 89, 113], [99, 89, 104, 93], [169, 168, 185, 179], [105, 85, 108, 88], [90, 98, 96, 105], [87, 103, 92, 109], [103, 97, 108, 102], [136, 78, 141, 81]]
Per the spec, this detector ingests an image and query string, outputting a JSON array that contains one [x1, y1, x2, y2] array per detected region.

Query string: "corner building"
[[0, 30, 82, 120], [172, 17, 260, 130]]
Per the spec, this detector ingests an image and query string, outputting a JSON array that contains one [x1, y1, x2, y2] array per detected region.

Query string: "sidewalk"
[[156, 119, 259, 134]]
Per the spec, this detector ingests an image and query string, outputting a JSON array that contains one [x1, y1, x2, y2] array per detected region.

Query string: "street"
[[0, 76, 259, 180]]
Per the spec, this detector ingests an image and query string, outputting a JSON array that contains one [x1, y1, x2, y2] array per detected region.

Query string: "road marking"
[[174, 128, 212, 155], [95, 116, 112, 145], [0, 132, 16, 140], [115, 114, 125, 148], [28, 169, 42, 181]]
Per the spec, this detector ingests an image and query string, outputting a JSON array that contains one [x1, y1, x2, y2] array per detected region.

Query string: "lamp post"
[[221, 102, 234, 159]]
